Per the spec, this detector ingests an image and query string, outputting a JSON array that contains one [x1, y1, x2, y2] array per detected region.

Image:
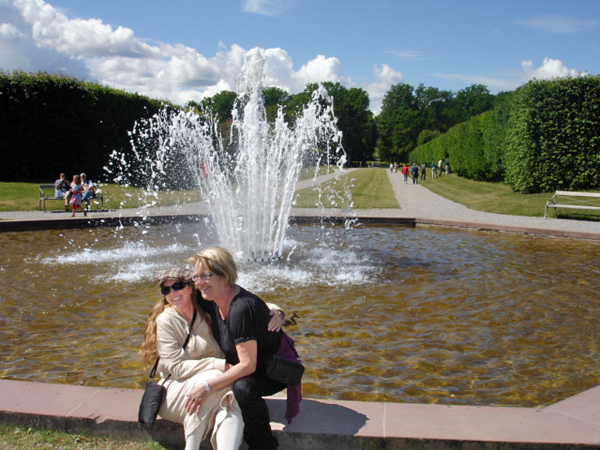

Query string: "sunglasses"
[[161, 280, 188, 296]]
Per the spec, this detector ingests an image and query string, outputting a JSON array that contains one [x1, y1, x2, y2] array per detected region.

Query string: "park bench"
[[544, 190, 600, 218], [38, 184, 104, 212]]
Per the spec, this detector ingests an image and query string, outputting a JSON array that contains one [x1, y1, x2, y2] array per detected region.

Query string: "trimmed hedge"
[[410, 105, 509, 181], [0, 71, 166, 182], [410, 75, 600, 192], [504, 75, 600, 193]]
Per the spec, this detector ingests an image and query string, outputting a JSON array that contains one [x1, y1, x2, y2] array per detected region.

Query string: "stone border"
[[0, 380, 598, 449], [2, 213, 600, 241]]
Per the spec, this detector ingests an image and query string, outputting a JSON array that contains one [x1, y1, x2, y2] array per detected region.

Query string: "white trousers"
[[159, 369, 244, 450]]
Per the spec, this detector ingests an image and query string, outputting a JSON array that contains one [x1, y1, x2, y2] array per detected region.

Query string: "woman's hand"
[[185, 383, 208, 415], [268, 309, 284, 332]]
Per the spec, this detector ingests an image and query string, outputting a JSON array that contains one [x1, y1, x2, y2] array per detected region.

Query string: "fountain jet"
[[107, 48, 347, 260]]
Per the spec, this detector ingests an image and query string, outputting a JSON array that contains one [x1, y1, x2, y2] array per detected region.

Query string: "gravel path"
[[2, 168, 599, 238]]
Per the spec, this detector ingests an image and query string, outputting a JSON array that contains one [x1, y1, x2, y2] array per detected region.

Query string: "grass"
[[0, 422, 167, 450], [420, 174, 550, 216], [421, 173, 600, 220], [0, 182, 202, 212], [2, 171, 599, 220], [293, 167, 399, 209]]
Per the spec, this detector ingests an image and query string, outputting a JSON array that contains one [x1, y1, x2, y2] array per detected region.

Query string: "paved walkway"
[[2, 169, 600, 240]]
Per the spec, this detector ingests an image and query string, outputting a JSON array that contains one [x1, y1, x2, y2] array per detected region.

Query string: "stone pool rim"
[[1, 212, 600, 241]]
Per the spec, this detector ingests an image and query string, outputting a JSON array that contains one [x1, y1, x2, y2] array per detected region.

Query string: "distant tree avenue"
[[3, 69, 595, 194]]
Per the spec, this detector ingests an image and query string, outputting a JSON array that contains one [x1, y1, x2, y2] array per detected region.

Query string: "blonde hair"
[[140, 297, 168, 367], [188, 246, 238, 286], [140, 268, 203, 367]]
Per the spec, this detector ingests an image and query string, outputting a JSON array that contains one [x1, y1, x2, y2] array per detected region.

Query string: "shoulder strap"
[[148, 309, 198, 380], [182, 309, 197, 350]]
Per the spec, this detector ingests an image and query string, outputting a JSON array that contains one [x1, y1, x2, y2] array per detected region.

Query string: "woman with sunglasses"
[[140, 268, 244, 450], [185, 247, 288, 450]]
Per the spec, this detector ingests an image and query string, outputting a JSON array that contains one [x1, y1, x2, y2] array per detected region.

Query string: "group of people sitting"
[[142, 246, 297, 450], [54, 172, 98, 216]]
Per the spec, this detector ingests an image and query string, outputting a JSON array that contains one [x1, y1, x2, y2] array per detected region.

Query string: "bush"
[[505, 75, 600, 193], [0, 71, 167, 182]]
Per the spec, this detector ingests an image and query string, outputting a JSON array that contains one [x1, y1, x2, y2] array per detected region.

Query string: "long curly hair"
[[140, 297, 169, 367]]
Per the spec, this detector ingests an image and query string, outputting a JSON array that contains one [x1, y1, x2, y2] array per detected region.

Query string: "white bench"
[[544, 190, 600, 218]]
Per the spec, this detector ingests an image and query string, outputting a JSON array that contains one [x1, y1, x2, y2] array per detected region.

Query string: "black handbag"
[[266, 353, 305, 386], [138, 361, 168, 428], [138, 310, 196, 429]]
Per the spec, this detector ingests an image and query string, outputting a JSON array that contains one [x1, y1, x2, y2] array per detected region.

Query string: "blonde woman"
[[185, 247, 287, 450], [140, 268, 243, 450]]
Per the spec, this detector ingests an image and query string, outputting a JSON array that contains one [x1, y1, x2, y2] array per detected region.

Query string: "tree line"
[[1, 70, 597, 193], [188, 81, 497, 167], [410, 75, 599, 193]]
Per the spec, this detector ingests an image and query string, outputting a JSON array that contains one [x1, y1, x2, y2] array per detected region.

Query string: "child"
[[69, 174, 87, 217]]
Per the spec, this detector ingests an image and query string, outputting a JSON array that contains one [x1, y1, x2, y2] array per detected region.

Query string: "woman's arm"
[[185, 339, 256, 415], [157, 314, 226, 379]]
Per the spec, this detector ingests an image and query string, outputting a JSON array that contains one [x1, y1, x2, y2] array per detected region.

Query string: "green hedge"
[[410, 76, 600, 192], [0, 71, 166, 182], [505, 75, 600, 193], [410, 106, 508, 181]]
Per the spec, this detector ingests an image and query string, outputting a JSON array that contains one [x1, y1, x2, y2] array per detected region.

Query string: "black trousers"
[[233, 375, 286, 450]]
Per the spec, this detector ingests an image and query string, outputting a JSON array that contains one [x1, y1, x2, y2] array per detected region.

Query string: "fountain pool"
[[0, 221, 598, 408]]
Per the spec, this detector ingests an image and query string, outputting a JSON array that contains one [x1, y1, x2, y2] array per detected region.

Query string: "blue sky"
[[1, 0, 598, 112]]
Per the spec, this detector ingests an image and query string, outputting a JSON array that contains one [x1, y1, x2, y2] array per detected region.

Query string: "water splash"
[[106, 48, 348, 260]]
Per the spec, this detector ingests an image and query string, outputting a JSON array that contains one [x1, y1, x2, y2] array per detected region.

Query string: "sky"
[[1, 0, 599, 113]]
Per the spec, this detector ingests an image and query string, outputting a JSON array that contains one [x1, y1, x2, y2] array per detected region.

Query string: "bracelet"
[[205, 379, 211, 393]]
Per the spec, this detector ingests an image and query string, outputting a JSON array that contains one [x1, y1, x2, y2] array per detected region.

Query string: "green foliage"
[[411, 76, 600, 192], [505, 75, 600, 193], [410, 104, 511, 182], [377, 83, 495, 163], [197, 90, 237, 122], [0, 70, 166, 182]]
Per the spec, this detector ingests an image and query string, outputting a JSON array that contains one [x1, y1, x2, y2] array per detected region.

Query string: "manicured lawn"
[[0, 182, 202, 212], [293, 168, 399, 209], [2, 172, 599, 220], [421, 173, 600, 219]]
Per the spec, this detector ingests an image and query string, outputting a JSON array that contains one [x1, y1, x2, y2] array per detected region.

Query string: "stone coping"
[[1, 213, 600, 241], [0, 379, 598, 449]]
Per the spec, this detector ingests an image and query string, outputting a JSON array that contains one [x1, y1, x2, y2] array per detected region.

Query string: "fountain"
[[0, 49, 598, 409], [0, 223, 598, 407], [105, 48, 348, 261]]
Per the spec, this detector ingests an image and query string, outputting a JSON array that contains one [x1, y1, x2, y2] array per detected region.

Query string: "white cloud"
[[434, 72, 516, 92], [0, 0, 409, 113], [2, 0, 350, 106], [15, 0, 160, 58], [361, 64, 404, 115], [295, 54, 344, 87], [517, 15, 599, 34], [521, 57, 584, 82], [0, 23, 24, 39], [434, 58, 585, 93], [243, 0, 292, 17]]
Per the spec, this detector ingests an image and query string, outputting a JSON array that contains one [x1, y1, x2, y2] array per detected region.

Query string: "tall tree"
[[377, 83, 420, 162], [287, 82, 373, 165], [200, 90, 237, 123], [262, 87, 289, 123], [415, 84, 455, 132], [453, 84, 494, 123]]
